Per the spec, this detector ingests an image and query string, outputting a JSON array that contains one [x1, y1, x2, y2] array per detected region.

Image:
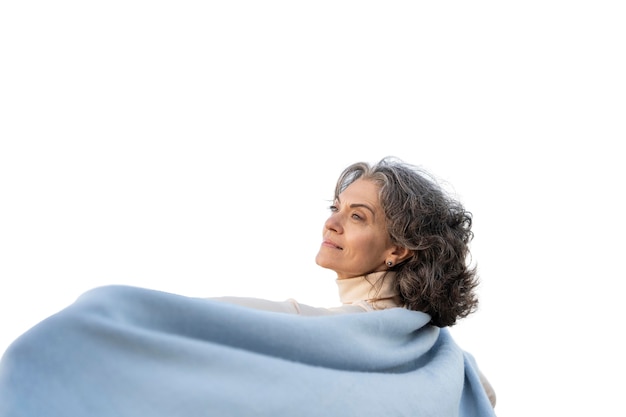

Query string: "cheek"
[[351, 231, 387, 258]]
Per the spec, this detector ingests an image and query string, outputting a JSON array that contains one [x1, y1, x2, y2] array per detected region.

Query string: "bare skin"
[[315, 178, 411, 279]]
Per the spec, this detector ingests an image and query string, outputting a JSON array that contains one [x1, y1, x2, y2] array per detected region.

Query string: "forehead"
[[339, 178, 381, 204]]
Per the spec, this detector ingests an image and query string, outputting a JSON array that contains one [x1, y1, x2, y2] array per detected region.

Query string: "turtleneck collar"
[[336, 271, 401, 308]]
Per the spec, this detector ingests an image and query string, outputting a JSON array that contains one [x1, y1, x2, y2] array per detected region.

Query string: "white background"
[[1, 1, 625, 416]]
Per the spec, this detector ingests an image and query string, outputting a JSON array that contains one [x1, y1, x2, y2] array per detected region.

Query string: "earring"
[[386, 261, 393, 267]]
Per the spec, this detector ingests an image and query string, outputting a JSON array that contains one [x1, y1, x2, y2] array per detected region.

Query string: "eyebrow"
[[336, 197, 377, 219]]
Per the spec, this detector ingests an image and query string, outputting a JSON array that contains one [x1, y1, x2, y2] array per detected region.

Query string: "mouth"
[[322, 239, 343, 250]]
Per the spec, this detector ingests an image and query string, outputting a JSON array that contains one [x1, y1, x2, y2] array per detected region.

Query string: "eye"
[[328, 205, 338, 212], [351, 212, 364, 221]]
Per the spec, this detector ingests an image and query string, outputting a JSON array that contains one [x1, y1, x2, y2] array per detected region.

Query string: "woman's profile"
[[0, 157, 496, 417]]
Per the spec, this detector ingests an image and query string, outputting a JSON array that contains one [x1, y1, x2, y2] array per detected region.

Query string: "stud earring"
[[386, 261, 393, 267]]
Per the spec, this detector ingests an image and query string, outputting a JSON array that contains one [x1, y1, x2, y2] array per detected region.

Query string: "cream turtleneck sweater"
[[334, 271, 402, 311], [213, 271, 401, 316]]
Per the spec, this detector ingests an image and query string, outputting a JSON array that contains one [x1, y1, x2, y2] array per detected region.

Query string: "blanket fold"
[[0, 285, 495, 417]]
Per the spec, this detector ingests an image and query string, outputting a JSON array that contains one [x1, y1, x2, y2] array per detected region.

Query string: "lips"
[[322, 239, 343, 250]]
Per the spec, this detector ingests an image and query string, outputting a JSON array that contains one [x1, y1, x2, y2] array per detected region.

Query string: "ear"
[[388, 246, 414, 265]]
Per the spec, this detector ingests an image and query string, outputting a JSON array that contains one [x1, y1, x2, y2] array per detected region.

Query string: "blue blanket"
[[0, 285, 495, 417]]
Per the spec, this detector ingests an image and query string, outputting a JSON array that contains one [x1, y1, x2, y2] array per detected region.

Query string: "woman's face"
[[315, 178, 397, 279]]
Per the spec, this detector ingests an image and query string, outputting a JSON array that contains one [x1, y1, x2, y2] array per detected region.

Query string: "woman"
[[0, 157, 496, 417], [216, 156, 496, 405]]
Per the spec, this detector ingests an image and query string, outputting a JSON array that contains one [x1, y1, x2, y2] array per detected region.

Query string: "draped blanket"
[[0, 285, 495, 417]]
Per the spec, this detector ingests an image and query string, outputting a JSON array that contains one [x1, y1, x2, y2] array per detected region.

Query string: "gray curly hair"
[[334, 157, 479, 327]]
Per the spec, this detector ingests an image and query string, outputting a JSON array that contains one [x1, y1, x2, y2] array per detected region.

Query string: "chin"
[[314, 255, 334, 271]]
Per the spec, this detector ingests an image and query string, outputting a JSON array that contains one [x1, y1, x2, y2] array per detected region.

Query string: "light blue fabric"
[[0, 285, 495, 417]]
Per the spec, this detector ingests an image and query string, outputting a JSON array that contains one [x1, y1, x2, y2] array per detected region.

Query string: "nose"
[[324, 212, 343, 234]]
